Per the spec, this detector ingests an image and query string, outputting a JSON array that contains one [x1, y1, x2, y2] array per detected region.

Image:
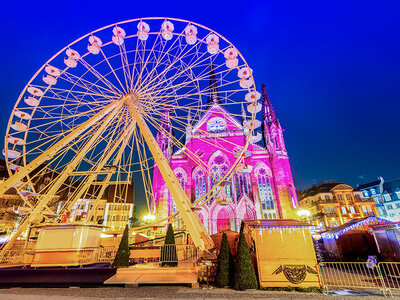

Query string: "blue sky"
[[0, 0, 399, 192]]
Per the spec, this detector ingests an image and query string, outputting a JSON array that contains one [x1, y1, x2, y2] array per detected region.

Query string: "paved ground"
[[0, 286, 392, 300]]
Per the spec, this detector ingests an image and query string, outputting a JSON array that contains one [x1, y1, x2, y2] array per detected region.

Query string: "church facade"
[[151, 69, 299, 235]]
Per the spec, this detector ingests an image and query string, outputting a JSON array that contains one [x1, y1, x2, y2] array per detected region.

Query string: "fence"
[[379, 262, 400, 292], [130, 244, 197, 265], [0, 246, 116, 267], [318, 261, 400, 297]]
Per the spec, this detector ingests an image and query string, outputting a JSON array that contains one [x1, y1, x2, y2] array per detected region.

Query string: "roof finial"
[[241, 103, 247, 125], [207, 61, 221, 106]]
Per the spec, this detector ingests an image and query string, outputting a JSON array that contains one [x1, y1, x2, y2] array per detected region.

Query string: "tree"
[[112, 225, 130, 268], [160, 224, 178, 267], [233, 226, 258, 290], [216, 232, 234, 288]]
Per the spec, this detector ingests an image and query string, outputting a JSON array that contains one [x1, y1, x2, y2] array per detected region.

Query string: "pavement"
[[0, 286, 392, 300]]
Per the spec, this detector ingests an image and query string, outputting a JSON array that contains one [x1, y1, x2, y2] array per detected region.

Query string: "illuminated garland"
[[321, 216, 390, 240]]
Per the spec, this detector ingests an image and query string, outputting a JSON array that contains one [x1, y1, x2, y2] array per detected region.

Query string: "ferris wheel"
[[1, 17, 260, 251]]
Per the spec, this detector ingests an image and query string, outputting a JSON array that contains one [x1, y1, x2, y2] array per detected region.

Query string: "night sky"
[[0, 0, 399, 194]]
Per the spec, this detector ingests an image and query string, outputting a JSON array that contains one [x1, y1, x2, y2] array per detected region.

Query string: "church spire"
[[185, 108, 192, 144], [207, 62, 221, 106], [160, 101, 171, 131], [261, 84, 278, 125], [241, 103, 247, 125]]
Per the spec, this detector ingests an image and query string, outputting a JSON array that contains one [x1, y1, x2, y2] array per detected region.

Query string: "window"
[[209, 154, 231, 204], [396, 203, 400, 209], [341, 206, 347, 214], [324, 195, 330, 200], [337, 194, 343, 201], [236, 174, 250, 198], [390, 213, 395, 217], [371, 189, 376, 195], [194, 169, 206, 201], [346, 194, 352, 201], [396, 190, 400, 199], [362, 206, 368, 214], [387, 204, 394, 210], [256, 168, 274, 210], [350, 206, 355, 214], [355, 194, 361, 200], [363, 191, 369, 197], [383, 194, 391, 201]]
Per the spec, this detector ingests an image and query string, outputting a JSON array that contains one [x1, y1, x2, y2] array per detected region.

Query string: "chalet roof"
[[242, 219, 309, 228], [321, 216, 390, 238]]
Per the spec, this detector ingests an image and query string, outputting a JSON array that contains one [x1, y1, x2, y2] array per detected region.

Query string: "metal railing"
[[378, 262, 400, 291], [97, 246, 117, 263], [0, 249, 25, 265], [160, 244, 197, 264], [130, 244, 197, 265], [318, 262, 392, 297], [0, 246, 117, 266]]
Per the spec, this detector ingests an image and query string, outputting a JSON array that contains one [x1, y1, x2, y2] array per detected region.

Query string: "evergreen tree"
[[112, 225, 130, 268], [161, 224, 178, 267], [233, 227, 258, 290], [216, 232, 234, 288]]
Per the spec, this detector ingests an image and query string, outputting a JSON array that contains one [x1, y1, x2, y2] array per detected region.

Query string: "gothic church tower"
[[261, 84, 299, 218]]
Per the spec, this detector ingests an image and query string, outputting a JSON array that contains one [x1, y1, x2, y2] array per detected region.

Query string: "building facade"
[[151, 67, 299, 235], [300, 181, 379, 230], [357, 177, 400, 222], [67, 182, 135, 233]]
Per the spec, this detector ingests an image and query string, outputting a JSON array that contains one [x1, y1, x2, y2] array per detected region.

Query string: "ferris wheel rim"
[[4, 17, 259, 225]]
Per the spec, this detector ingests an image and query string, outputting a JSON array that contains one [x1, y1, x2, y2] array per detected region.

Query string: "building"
[[66, 182, 135, 232], [357, 177, 400, 222], [0, 158, 135, 235], [300, 181, 379, 230], [151, 66, 299, 235]]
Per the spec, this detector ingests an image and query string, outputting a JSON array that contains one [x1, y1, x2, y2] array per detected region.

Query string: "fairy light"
[[321, 216, 390, 240]]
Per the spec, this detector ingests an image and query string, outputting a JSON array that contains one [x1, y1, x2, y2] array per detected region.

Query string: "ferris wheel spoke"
[[60, 71, 120, 98], [94, 49, 128, 95], [142, 59, 242, 100], [135, 27, 188, 92], [131, 31, 162, 92], [138, 40, 226, 96], [115, 41, 132, 92], [136, 32, 204, 93]]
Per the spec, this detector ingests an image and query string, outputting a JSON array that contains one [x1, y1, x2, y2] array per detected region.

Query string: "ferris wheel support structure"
[[64, 119, 136, 213], [84, 122, 137, 223], [126, 97, 214, 251], [0, 100, 122, 198], [1, 100, 124, 251]]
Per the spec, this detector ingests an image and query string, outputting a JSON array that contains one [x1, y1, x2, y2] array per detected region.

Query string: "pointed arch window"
[[256, 168, 274, 210], [194, 169, 207, 201], [209, 154, 231, 204], [236, 174, 250, 199]]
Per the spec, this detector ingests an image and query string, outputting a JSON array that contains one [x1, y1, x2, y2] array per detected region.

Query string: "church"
[[151, 66, 299, 235]]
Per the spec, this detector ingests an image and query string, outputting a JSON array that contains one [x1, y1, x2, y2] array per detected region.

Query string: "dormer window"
[[383, 193, 391, 201], [395, 188, 400, 199]]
